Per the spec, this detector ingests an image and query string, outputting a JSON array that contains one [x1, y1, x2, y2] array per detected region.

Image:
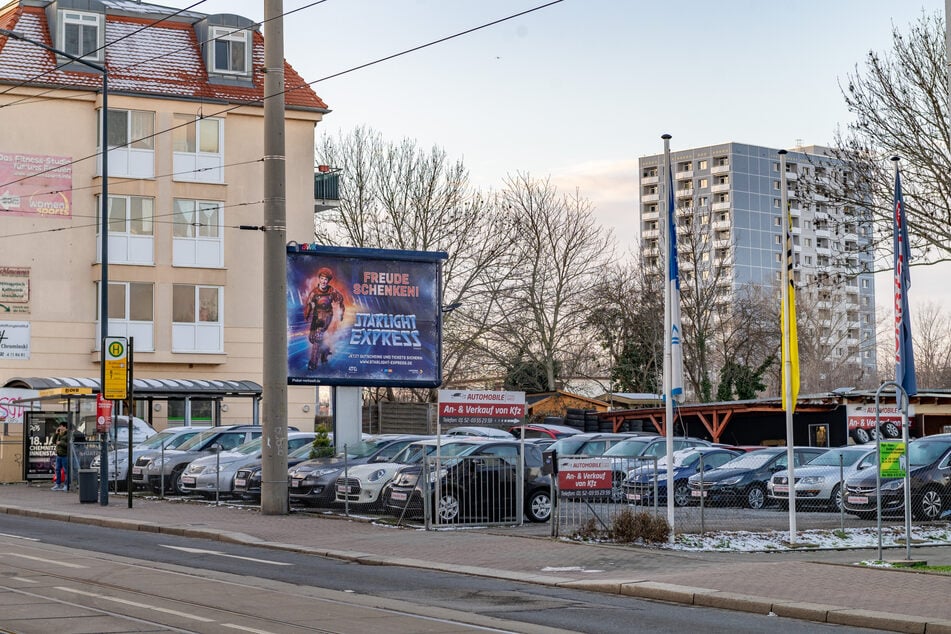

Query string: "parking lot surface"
[[2, 482, 951, 633]]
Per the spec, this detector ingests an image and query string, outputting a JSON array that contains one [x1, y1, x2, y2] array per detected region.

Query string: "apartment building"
[[0, 0, 328, 428], [639, 142, 877, 386]]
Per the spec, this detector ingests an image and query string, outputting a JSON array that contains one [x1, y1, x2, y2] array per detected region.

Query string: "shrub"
[[310, 424, 334, 459], [611, 508, 670, 544]]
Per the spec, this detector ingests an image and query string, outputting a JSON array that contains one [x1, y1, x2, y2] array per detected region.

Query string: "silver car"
[[180, 432, 315, 496], [92, 426, 210, 488], [768, 445, 875, 511]]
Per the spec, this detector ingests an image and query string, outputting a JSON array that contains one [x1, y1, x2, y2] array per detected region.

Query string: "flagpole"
[[779, 150, 797, 543], [661, 134, 678, 540]]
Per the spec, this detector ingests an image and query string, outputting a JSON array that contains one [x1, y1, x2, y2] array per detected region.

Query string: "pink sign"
[[0, 152, 72, 217]]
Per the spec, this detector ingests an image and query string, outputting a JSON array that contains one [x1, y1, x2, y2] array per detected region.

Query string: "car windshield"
[[805, 448, 867, 467], [548, 437, 588, 456], [602, 439, 652, 457], [908, 441, 951, 467], [175, 429, 220, 451], [232, 438, 264, 455], [136, 430, 193, 450], [347, 438, 402, 458], [290, 444, 313, 458], [391, 442, 473, 464], [720, 452, 775, 469]]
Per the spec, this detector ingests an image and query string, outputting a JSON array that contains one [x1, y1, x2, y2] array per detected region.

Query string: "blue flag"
[[665, 148, 683, 402], [894, 168, 917, 396]]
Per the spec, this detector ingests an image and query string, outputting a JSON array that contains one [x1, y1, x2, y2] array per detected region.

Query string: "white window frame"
[[172, 115, 224, 183], [60, 10, 102, 61], [95, 281, 154, 351], [172, 284, 223, 353], [97, 195, 154, 265], [99, 109, 154, 179], [210, 26, 251, 75], [172, 199, 223, 268]]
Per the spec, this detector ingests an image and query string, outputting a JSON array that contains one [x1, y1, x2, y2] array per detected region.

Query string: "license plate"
[[291, 480, 300, 488], [390, 491, 407, 501], [234, 478, 246, 488], [847, 495, 869, 505], [132, 467, 142, 475], [336, 484, 351, 494], [691, 490, 707, 498], [774, 485, 789, 493], [626, 493, 642, 501], [181, 476, 195, 485]]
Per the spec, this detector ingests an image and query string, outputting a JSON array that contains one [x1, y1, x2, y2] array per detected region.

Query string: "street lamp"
[[0, 28, 110, 504]]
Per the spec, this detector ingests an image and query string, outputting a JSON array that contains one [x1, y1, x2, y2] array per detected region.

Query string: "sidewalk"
[[3, 482, 951, 634]]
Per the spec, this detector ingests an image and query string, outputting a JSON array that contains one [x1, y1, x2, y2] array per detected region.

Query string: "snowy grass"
[[669, 524, 951, 552]]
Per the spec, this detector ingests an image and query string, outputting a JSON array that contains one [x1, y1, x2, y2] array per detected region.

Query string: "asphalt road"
[[0, 515, 887, 634]]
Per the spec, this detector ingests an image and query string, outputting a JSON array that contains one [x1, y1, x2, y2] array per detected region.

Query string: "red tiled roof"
[[0, 5, 327, 111]]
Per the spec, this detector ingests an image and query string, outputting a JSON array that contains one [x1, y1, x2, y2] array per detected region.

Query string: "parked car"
[[688, 446, 828, 509], [285, 435, 431, 506], [844, 434, 951, 521], [623, 447, 741, 507], [443, 426, 514, 439], [179, 432, 316, 497], [92, 425, 211, 489], [509, 423, 582, 440], [547, 432, 656, 459], [385, 439, 553, 523], [768, 445, 875, 511], [599, 435, 712, 501], [132, 425, 282, 494], [80, 414, 156, 447], [333, 438, 488, 509], [233, 443, 316, 501]]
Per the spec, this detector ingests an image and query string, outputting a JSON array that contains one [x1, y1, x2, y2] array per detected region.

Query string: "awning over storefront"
[[4, 377, 262, 398]]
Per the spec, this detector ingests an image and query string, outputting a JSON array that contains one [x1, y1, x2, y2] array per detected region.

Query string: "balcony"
[[676, 169, 693, 179], [642, 193, 660, 203], [711, 201, 731, 211], [315, 169, 341, 212], [711, 163, 730, 174], [641, 175, 659, 184], [711, 183, 729, 193], [676, 188, 694, 198]]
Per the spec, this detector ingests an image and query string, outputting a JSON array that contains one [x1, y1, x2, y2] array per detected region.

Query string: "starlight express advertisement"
[[286, 245, 447, 387]]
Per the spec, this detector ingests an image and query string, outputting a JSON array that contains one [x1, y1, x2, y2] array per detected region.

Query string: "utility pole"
[[261, 0, 289, 514]]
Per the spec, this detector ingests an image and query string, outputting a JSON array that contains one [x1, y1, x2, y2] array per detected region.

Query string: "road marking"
[[0, 532, 39, 541], [5, 553, 86, 568], [222, 624, 277, 634], [159, 544, 293, 566], [56, 587, 214, 622], [10, 577, 38, 583]]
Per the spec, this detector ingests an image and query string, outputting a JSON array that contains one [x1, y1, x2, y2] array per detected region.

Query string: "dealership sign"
[[286, 244, 447, 387], [438, 390, 526, 426], [846, 403, 913, 434], [557, 458, 613, 493]]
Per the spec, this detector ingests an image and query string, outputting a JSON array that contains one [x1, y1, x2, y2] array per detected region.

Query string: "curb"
[[0, 503, 943, 634]]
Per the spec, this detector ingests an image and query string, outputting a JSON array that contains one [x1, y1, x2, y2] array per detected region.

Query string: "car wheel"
[[672, 481, 691, 507], [171, 466, 188, 496], [436, 491, 460, 522], [746, 485, 766, 510], [917, 488, 944, 521], [829, 484, 843, 512], [526, 489, 552, 523], [850, 427, 870, 444], [880, 421, 901, 439]]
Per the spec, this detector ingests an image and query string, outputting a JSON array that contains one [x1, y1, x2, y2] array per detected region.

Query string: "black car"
[[286, 435, 430, 506], [385, 440, 552, 523], [687, 446, 827, 509], [844, 434, 951, 521], [622, 447, 741, 507], [232, 442, 315, 501]]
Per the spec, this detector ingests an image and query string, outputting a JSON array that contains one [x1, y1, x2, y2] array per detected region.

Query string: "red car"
[[509, 423, 582, 440]]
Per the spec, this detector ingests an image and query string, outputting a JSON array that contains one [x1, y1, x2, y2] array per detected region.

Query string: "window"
[[60, 11, 102, 60], [96, 282, 153, 351], [774, 235, 781, 245], [642, 167, 657, 178], [167, 399, 214, 423], [210, 26, 250, 75], [172, 115, 223, 182], [697, 159, 708, 170], [101, 109, 155, 178], [99, 195, 154, 265], [697, 178, 709, 189], [173, 199, 223, 267], [173, 284, 223, 353]]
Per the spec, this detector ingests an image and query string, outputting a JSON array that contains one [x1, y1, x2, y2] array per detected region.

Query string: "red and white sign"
[[0, 152, 72, 217], [437, 390, 526, 424], [95, 394, 113, 433], [557, 458, 613, 491], [846, 403, 913, 431]]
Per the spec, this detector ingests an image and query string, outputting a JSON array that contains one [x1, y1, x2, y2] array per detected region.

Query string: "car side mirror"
[[210, 443, 223, 453]]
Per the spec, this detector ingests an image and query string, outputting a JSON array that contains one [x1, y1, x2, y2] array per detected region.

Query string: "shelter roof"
[[4, 376, 261, 398]]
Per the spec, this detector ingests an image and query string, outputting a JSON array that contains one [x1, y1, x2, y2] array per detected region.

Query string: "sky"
[[163, 0, 948, 315]]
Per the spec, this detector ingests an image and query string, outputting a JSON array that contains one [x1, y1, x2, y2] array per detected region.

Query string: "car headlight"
[[718, 476, 743, 485], [881, 479, 904, 491], [294, 465, 316, 474], [427, 469, 446, 483], [800, 476, 824, 485], [314, 468, 340, 477], [201, 465, 224, 474], [367, 469, 387, 482]]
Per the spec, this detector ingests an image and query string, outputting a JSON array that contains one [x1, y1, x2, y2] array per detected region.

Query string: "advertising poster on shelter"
[[286, 245, 446, 387], [0, 152, 72, 217]]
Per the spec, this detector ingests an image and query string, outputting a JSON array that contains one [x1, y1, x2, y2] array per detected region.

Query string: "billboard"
[[0, 152, 72, 217], [287, 244, 447, 387]]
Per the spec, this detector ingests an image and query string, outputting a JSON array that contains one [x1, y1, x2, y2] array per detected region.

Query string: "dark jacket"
[[53, 428, 69, 457]]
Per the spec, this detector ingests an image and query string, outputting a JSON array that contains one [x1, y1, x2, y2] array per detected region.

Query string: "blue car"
[[622, 447, 740, 507]]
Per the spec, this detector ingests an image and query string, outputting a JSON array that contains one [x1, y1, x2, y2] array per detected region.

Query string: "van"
[[80, 415, 157, 447]]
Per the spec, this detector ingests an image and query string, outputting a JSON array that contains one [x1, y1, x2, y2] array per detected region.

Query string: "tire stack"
[[564, 408, 587, 431], [590, 410, 611, 433]]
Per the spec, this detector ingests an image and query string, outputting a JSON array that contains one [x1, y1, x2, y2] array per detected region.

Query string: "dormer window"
[[60, 10, 103, 61], [210, 26, 250, 75]]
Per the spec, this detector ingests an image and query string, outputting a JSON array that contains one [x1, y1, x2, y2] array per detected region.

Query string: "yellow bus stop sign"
[[103, 337, 128, 400]]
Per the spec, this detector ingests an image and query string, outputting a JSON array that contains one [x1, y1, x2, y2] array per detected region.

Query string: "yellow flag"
[[781, 206, 800, 413]]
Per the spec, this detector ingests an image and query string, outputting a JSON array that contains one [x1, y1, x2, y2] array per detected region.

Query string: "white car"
[[334, 438, 487, 508], [768, 446, 875, 511], [180, 432, 316, 496], [92, 426, 210, 488]]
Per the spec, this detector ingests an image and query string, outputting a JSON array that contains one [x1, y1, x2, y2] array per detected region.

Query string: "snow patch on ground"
[[668, 525, 951, 552]]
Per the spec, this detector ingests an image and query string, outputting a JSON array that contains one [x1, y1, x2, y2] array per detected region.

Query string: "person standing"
[[303, 267, 345, 370], [51, 422, 69, 491]]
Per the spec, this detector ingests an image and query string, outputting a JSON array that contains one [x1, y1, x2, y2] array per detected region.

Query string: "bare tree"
[[483, 174, 616, 391], [315, 127, 519, 397], [908, 302, 951, 389]]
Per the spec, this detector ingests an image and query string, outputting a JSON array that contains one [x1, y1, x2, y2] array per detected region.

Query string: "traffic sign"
[[103, 337, 128, 400]]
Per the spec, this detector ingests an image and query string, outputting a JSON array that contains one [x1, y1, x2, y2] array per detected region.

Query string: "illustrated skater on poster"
[[304, 267, 346, 369]]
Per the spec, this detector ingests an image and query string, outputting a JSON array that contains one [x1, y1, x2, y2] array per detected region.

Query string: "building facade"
[[0, 0, 328, 428], [639, 142, 877, 389]]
